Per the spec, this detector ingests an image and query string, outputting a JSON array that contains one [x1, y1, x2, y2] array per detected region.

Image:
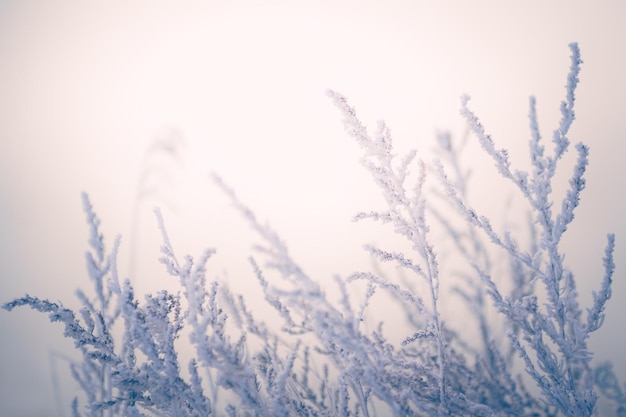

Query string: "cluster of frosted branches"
[[3, 43, 621, 416], [432, 43, 616, 417]]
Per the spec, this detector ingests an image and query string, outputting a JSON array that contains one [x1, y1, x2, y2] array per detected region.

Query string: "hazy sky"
[[1, 1, 625, 416]]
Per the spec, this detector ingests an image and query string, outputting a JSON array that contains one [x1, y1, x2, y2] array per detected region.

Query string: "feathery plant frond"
[[327, 89, 448, 413]]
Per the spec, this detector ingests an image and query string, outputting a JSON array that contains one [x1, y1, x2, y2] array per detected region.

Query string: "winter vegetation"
[[3, 43, 622, 416]]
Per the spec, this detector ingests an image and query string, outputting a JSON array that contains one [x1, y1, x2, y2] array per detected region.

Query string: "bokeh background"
[[1, 1, 625, 416]]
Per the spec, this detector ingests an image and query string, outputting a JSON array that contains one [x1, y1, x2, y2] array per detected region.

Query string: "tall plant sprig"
[[429, 130, 539, 410], [436, 42, 616, 416], [326, 91, 449, 413], [153, 206, 290, 417]]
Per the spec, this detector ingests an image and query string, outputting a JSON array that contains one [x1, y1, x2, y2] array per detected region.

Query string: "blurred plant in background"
[[3, 43, 621, 416]]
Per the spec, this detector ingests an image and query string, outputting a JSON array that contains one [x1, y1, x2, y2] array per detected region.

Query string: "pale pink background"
[[1, 1, 625, 416]]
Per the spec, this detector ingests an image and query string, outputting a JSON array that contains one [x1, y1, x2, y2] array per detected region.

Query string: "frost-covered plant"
[[3, 43, 620, 416]]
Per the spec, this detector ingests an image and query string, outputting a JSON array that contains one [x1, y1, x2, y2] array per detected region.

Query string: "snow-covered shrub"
[[3, 43, 620, 416]]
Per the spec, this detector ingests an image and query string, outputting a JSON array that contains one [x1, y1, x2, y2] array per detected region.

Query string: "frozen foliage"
[[3, 43, 621, 416]]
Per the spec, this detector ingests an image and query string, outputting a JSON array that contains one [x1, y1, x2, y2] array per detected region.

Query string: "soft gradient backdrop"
[[1, 1, 625, 416]]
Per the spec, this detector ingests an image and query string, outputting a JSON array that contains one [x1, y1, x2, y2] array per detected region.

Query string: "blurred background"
[[1, 1, 625, 415]]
